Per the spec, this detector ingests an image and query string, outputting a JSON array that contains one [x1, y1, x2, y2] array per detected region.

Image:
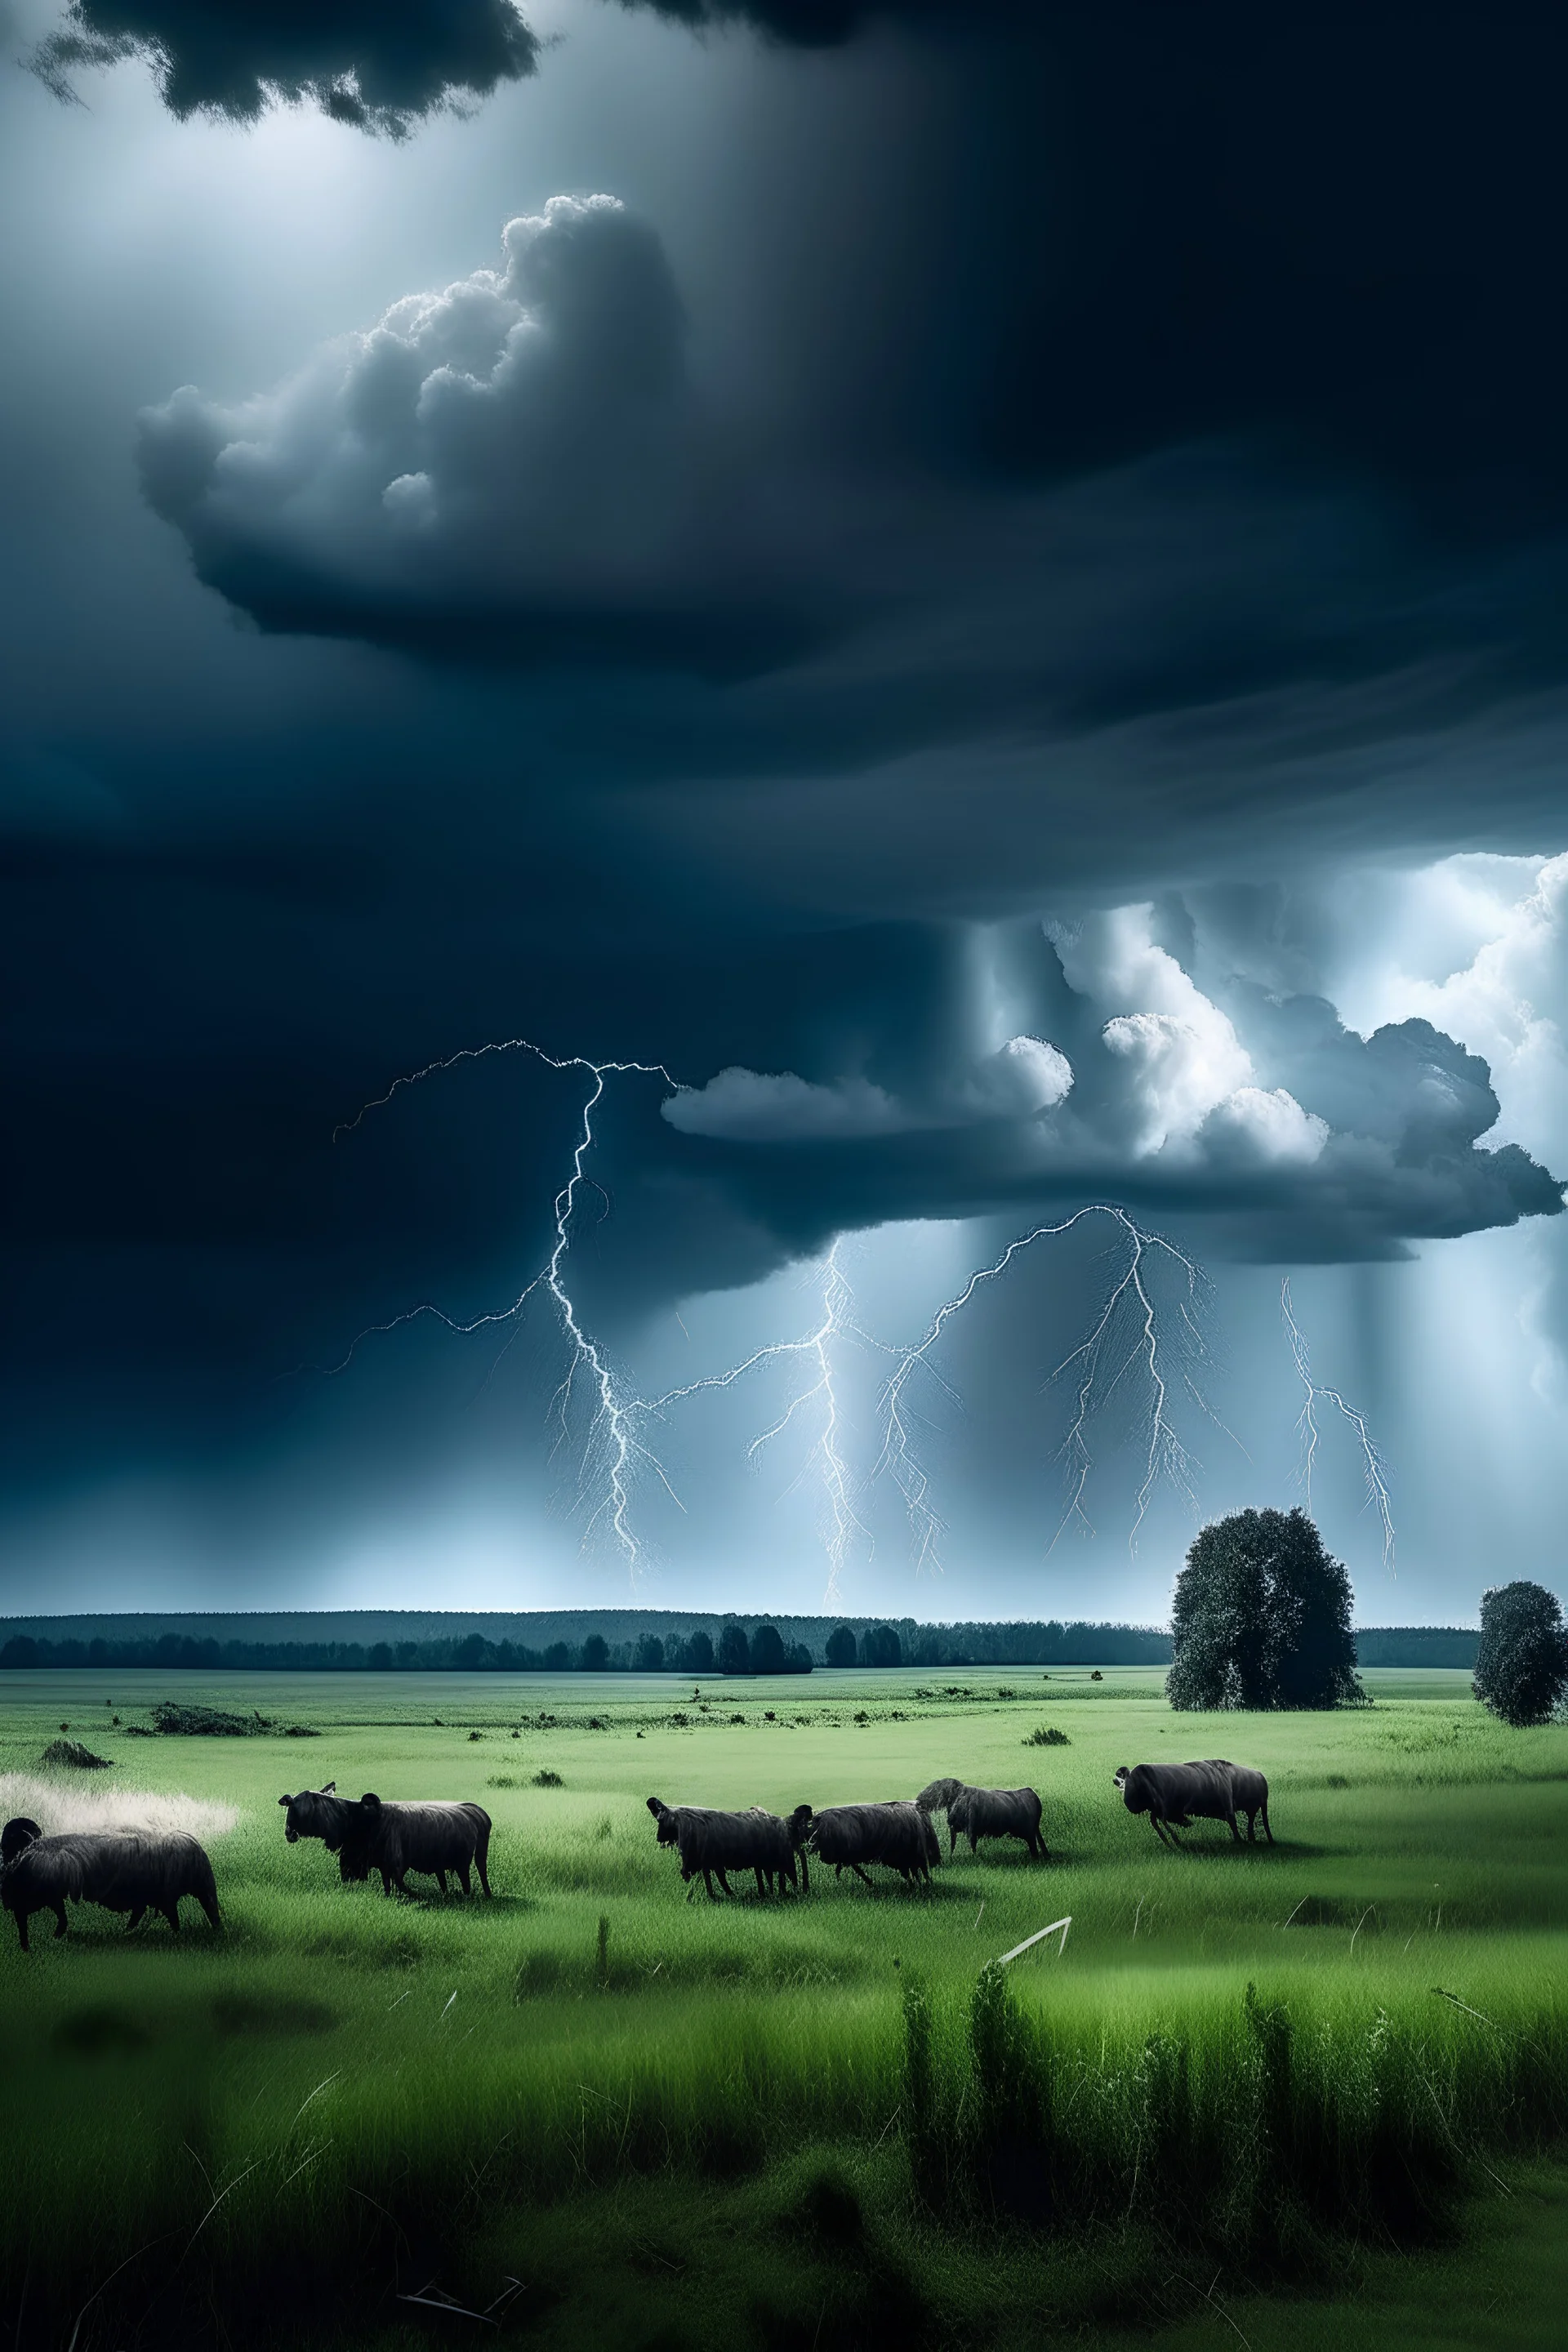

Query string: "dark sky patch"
[[32, 0, 539, 132]]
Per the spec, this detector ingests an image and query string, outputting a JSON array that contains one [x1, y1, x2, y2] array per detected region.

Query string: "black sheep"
[[2, 1816, 220, 1950]]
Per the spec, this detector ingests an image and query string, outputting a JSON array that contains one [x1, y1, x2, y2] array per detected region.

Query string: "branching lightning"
[[645, 1243, 871, 1603], [1281, 1277, 1395, 1570], [875, 1205, 1224, 1570], [329, 1038, 682, 1572], [324, 1034, 1236, 1591]]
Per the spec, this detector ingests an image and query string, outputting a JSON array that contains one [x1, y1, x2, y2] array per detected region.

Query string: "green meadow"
[[0, 1664, 1564, 2349]]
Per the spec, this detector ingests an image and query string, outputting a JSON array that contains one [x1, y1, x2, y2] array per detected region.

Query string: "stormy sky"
[[5, 0, 1568, 1623]]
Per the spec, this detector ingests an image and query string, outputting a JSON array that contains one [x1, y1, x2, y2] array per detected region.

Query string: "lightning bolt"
[[877, 1206, 1223, 1567], [1281, 1277, 1395, 1571], [328, 1037, 683, 1572], [323, 1037, 1234, 1590], [645, 1242, 871, 1603]]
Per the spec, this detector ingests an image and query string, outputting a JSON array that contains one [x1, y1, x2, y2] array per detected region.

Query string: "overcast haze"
[[5, 0, 1568, 1624]]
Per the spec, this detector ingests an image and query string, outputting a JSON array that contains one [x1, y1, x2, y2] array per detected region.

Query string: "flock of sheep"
[[1, 1753, 1272, 1945]]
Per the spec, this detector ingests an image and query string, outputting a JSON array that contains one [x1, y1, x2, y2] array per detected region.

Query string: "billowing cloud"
[[32, 1, 537, 133], [646, 900, 1561, 1269], [140, 196, 808, 671], [665, 1068, 904, 1141], [665, 1031, 1072, 1141]]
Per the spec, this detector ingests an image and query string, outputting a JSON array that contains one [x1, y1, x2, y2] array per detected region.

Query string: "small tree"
[[1167, 1506, 1362, 1711], [1473, 1581, 1568, 1726], [825, 1625, 858, 1668], [861, 1625, 902, 1669], [718, 1621, 751, 1677], [635, 1634, 665, 1673], [580, 1634, 610, 1673]]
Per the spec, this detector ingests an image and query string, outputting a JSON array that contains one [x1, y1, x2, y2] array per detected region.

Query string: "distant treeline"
[[0, 1610, 1170, 1674], [0, 1610, 1476, 1672]]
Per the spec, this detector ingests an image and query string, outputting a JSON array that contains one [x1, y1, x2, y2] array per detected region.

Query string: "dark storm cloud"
[[31, 0, 537, 133], [11, 0, 1568, 1549], [648, 911, 1562, 1279]]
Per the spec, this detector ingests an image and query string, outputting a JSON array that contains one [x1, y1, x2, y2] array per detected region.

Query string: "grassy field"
[[0, 1664, 1564, 2349]]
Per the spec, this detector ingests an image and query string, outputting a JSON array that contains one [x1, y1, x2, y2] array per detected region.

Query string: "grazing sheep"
[[919, 1780, 1047, 1860], [1209, 1759, 1273, 1843], [1, 1815, 220, 1950], [790, 1801, 937, 1889], [278, 1783, 492, 1896], [644, 1798, 806, 1900], [1113, 1760, 1241, 1846]]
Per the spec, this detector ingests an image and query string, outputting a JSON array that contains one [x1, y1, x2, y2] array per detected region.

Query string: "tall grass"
[[0, 1666, 1564, 2346]]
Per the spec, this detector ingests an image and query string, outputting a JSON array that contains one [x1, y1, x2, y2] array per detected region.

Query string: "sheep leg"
[[1227, 1809, 1241, 1843], [969, 1830, 979, 1856], [754, 1865, 768, 1898], [13, 1909, 30, 1952], [198, 1892, 220, 1930], [125, 1905, 146, 1932], [1152, 1815, 1176, 1847], [947, 1824, 958, 1860], [161, 1902, 180, 1933], [52, 1900, 69, 1938], [849, 1864, 875, 1889], [476, 1844, 492, 1898], [1261, 1801, 1274, 1846]]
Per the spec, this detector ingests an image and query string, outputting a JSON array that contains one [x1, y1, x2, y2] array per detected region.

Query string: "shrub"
[[824, 1625, 857, 1668], [39, 1739, 111, 1770], [151, 1701, 273, 1735], [1473, 1580, 1568, 1726], [1167, 1507, 1363, 1710], [1023, 1726, 1069, 1747], [532, 1769, 564, 1788]]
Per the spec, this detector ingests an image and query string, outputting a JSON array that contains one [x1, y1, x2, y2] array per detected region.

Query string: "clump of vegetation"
[[1022, 1726, 1069, 1747], [151, 1700, 274, 1735], [1168, 1506, 1364, 1710], [532, 1768, 564, 1788], [39, 1738, 112, 1770], [1473, 1579, 1568, 1726], [281, 1724, 320, 1738], [468, 1730, 483, 1741], [487, 1773, 520, 1788]]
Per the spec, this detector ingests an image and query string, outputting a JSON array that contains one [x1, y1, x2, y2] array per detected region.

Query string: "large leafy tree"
[[1167, 1507, 1363, 1711], [1472, 1581, 1568, 1726], [717, 1620, 751, 1677]]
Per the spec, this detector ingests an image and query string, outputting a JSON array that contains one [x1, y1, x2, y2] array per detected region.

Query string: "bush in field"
[[825, 1625, 857, 1668], [1168, 1507, 1362, 1711], [860, 1625, 902, 1669], [151, 1700, 274, 1735], [39, 1738, 111, 1769], [1473, 1580, 1568, 1726]]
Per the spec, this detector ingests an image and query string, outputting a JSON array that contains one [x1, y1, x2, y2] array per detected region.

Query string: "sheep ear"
[[359, 1792, 381, 1815], [321, 1781, 336, 1796], [278, 1794, 292, 1806]]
